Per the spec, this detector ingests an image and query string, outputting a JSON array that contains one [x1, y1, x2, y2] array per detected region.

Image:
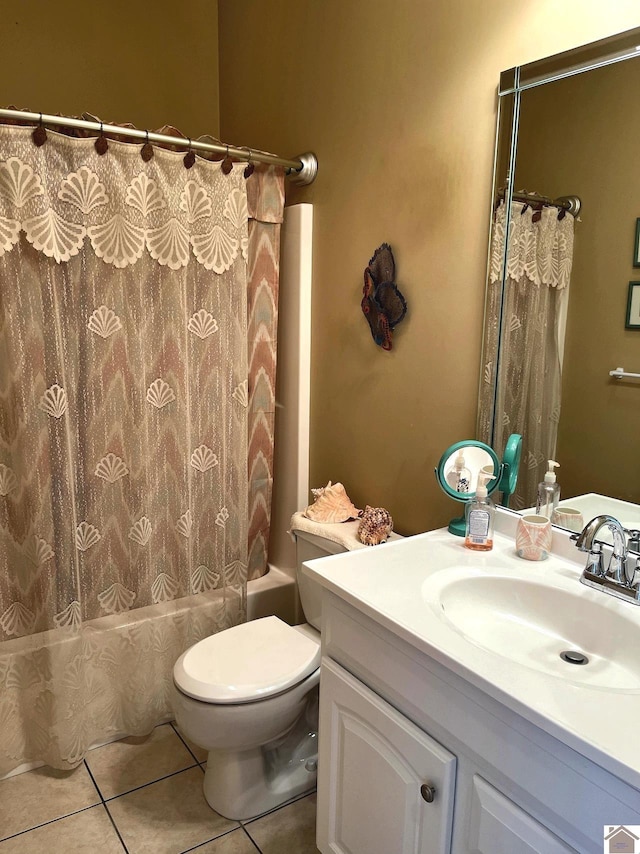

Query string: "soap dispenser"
[[446, 450, 472, 493], [536, 460, 560, 519], [464, 471, 494, 551]]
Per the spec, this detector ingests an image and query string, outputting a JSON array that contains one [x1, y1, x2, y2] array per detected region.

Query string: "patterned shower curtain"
[[478, 199, 574, 508], [0, 124, 280, 775]]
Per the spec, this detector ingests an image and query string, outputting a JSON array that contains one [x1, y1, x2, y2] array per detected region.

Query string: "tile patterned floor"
[[0, 723, 320, 854]]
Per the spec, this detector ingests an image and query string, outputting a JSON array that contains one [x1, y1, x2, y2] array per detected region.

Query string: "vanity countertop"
[[302, 515, 640, 792]]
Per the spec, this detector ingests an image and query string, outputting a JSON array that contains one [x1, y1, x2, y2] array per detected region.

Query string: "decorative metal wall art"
[[361, 243, 407, 350]]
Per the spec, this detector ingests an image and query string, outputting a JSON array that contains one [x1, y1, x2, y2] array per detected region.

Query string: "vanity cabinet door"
[[317, 658, 456, 854], [464, 776, 574, 854]]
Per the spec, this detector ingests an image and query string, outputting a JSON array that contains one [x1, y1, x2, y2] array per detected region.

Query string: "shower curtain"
[[478, 200, 575, 509], [0, 123, 282, 775]]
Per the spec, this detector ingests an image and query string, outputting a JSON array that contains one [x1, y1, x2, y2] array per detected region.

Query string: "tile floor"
[[0, 723, 320, 854]]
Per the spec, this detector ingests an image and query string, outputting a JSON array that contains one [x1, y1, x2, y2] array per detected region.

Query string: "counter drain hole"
[[560, 650, 589, 666]]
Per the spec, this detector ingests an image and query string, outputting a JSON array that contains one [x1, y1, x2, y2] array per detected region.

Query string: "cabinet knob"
[[420, 783, 436, 803]]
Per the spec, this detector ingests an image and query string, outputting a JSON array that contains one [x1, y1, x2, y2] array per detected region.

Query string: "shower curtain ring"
[[32, 112, 47, 147], [183, 137, 196, 169], [222, 143, 233, 175], [95, 121, 109, 155], [243, 147, 255, 179], [141, 129, 154, 162]]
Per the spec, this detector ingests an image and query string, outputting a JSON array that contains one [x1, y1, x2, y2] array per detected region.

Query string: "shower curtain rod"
[[0, 107, 318, 186], [502, 189, 582, 217]]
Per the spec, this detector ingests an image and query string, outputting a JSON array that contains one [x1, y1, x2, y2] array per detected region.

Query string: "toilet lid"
[[173, 616, 321, 704]]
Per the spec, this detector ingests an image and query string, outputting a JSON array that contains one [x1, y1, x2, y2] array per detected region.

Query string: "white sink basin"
[[423, 568, 640, 691]]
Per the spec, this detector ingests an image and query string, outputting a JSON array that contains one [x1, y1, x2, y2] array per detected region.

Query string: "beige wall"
[[0, 1, 219, 137], [218, 1, 640, 534], [515, 61, 640, 504]]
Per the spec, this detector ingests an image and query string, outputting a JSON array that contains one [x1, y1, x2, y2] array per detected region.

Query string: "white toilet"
[[171, 528, 346, 821]]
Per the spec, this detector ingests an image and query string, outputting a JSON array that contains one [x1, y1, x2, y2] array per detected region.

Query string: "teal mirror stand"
[[497, 433, 523, 508], [447, 515, 467, 537]]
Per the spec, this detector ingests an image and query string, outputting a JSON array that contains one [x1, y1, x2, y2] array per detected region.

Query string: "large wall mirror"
[[479, 28, 640, 533]]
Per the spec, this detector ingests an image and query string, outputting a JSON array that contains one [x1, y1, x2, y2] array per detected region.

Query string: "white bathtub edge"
[[247, 564, 298, 624]]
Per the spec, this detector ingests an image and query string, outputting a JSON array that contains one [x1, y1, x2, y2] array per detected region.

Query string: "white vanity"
[[302, 509, 640, 854]]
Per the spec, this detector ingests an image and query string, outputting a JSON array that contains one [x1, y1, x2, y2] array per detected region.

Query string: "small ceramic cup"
[[551, 506, 584, 533], [516, 514, 552, 561]]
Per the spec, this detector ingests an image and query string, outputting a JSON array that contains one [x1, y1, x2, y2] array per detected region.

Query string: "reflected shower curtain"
[[0, 125, 252, 774], [478, 200, 574, 509]]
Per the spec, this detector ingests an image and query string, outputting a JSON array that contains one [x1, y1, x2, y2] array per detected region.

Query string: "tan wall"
[[218, 1, 640, 534], [515, 61, 640, 504], [0, 1, 219, 137]]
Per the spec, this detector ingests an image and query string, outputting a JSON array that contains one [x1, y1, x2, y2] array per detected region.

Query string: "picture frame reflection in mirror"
[[626, 281, 640, 329]]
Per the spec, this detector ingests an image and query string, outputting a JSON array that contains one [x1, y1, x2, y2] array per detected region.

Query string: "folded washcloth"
[[289, 511, 401, 551], [290, 512, 365, 550]]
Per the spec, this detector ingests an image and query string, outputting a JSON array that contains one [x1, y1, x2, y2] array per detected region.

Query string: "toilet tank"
[[294, 530, 348, 631]]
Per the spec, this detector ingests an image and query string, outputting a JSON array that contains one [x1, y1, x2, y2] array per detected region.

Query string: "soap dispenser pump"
[[536, 460, 560, 519], [464, 471, 495, 551]]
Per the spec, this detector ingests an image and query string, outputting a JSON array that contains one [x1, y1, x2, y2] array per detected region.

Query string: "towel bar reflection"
[[610, 367, 640, 380]]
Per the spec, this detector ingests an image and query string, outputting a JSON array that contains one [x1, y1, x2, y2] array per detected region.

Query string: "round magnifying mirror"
[[436, 441, 500, 500], [435, 440, 501, 536]]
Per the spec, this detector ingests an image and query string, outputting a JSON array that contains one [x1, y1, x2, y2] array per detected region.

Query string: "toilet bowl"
[[172, 528, 346, 821]]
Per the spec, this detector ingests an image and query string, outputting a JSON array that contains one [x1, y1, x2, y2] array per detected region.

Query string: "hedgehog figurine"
[[357, 505, 393, 546]]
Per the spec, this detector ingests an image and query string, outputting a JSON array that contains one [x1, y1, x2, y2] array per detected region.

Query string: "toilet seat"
[[173, 616, 320, 704]]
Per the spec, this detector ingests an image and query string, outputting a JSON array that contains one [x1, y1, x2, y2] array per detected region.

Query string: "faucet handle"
[[584, 541, 605, 577], [622, 554, 640, 589], [623, 555, 640, 594], [625, 529, 640, 554]]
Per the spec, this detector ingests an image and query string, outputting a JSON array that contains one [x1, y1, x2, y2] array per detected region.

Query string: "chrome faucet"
[[573, 515, 640, 605]]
